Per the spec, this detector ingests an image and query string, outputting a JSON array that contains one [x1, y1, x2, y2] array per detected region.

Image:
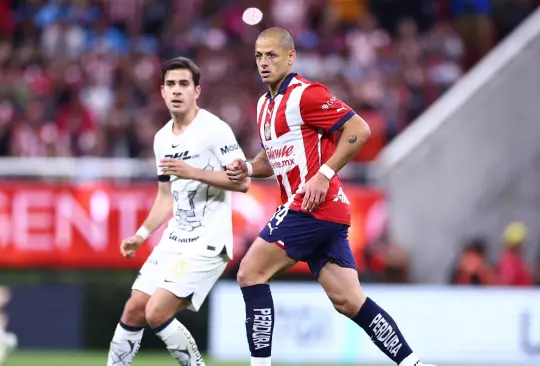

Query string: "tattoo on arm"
[[348, 135, 358, 144], [253, 151, 271, 167], [254, 156, 271, 168]]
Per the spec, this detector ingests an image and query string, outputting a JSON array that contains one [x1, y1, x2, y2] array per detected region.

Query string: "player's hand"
[[159, 158, 196, 179], [226, 159, 247, 182], [120, 235, 145, 258], [297, 172, 329, 212]]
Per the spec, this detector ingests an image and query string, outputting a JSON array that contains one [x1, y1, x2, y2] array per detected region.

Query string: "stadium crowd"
[[3, 0, 535, 160]]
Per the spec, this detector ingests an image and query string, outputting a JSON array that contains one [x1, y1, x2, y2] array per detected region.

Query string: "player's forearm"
[[324, 115, 371, 173], [141, 190, 173, 234], [250, 150, 274, 178], [193, 169, 251, 193]]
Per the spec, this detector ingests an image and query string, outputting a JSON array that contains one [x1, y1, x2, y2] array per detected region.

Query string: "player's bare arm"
[[159, 157, 250, 192], [323, 114, 371, 173], [250, 148, 274, 177], [140, 181, 174, 232], [225, 149, 274, 182], [193, 169, 250, 192], [299, 115, 370, 212], [120, 181, 172, 258]]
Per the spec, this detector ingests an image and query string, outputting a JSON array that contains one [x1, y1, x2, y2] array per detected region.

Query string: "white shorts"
[[132, 245, 228, 312]]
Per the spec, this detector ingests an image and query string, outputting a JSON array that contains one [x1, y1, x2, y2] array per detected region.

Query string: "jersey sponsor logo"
[[321, 95, 347, 112], [266, 145, 293, 160], [164, 150, 200, 160], [252, 308, 273, 350], [369, 313, 403, 357], [321, 96, 337, 110], [265, 145, 295, 169], [178, 322, 205, 366], [168, 232, 200, 243], [220, 143, 239, 155]]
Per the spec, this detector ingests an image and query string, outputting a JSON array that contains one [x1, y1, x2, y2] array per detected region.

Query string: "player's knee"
[[327, 291, 366, 318], [237, 260, 268, 287], [121, 296, 147, 327], [145, 299, 171, 329]]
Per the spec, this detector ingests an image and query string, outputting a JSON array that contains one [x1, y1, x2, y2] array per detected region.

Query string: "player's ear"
[[160, 84, 165, 100], [195, 85, 201, 100], [288, 49, 296, 65]]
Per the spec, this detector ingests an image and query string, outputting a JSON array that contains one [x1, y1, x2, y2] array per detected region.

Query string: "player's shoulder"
[[198, 108, 232, 131], [154, 119, 173, 141], [257, 93, 267, 105], [293, 74, 326, 88], [295, 76, 330, 96], [297, 81, 332, 108]]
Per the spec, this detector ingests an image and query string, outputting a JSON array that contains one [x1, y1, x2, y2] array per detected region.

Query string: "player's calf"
[[107, 291, 148, 366], [319, 263, 427, 366], [147, 288, 205, 366]]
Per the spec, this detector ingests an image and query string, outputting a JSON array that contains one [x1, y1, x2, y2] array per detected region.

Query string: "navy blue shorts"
[[259, 208, 357, 279]]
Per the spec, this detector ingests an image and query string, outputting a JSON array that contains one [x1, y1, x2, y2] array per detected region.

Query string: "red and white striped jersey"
[[256, 73, 355, 226]]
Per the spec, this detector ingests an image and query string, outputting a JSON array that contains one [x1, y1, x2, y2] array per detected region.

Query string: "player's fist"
[[159, 158, 196, 179], [120, 235, 144, 258], [226, 159, 247, 182], [297, 172, 330, 212]]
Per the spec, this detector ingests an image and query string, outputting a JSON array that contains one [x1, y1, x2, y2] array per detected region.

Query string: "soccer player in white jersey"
[[227, 28, 436, 366], [106, 57, 250, 366]]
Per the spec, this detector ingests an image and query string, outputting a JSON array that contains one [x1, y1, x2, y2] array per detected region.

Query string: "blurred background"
[[1, 0, 540, 365]]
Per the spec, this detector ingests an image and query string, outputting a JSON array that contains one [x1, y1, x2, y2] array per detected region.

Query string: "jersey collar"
[[265, 72, 298, 99]]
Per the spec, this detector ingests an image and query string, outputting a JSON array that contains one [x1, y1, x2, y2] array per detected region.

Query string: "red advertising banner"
[[0, 181, 384, 274]]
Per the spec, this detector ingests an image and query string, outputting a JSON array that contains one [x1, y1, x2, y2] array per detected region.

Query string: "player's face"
[[161, 69, 201, 115], [255, 37, 295, 87]]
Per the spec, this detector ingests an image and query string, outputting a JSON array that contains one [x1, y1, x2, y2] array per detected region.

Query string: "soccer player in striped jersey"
[[227, 27, 436, 366]]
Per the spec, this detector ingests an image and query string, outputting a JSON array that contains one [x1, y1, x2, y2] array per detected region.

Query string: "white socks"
[[155, 318, 205, 366], [251, 356, 271, 366], [107, 323, 144, 366]]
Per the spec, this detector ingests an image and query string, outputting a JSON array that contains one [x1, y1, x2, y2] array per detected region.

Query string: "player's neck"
[[171, 107, 199, 135], [268, 85, 279, 97], [268, 71, 292, 97]]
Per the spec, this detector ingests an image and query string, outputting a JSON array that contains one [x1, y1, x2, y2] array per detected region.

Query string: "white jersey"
[[153, 109, 246, 258]]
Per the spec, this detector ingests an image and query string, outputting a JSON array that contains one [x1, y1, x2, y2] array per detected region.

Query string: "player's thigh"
[[156, 253, 228, 313], [318, 262, 366, 317], [145, 252, 193, 326], [240, 208, 338, 286], [315, 226, 366, 317], [237, 236, 297, 286]]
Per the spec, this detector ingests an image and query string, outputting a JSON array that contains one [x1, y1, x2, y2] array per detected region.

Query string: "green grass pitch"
[[3, 350, 345, 366], [2, 350, 512, 366]]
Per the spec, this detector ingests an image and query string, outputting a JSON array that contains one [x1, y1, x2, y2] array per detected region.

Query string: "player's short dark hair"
[[161, 57, 201, 86]]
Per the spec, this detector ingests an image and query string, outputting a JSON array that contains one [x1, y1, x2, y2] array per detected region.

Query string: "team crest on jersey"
[[264, 120, 271, 140]]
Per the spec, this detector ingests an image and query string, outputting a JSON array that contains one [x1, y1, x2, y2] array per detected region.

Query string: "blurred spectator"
[[362, 201, 410, 283], [498, 222, 534, 286], [0, 0, 535, 162], [451, 0, 495, 67], [362, 227, 410, 284], [450, 237, 498, 285]]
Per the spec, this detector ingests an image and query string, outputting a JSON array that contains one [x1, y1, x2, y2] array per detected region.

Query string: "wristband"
[[136, 226, 150, 240], [246, 161, 254, 177], [318, 164, 335, 180]]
